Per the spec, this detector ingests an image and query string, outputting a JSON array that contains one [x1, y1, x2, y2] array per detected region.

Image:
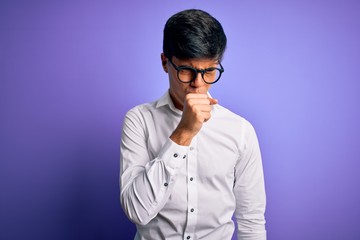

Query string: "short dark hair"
[[163, 9, 227, 61]]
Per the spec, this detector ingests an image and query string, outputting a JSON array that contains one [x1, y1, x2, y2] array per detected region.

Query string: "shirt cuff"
[[158, 138, 189, 170]]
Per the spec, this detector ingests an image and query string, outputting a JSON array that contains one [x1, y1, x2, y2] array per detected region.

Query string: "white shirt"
[[120, 91, 266, 240]]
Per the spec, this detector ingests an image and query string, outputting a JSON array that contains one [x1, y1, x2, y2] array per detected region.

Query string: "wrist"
[[169, 128, 195, 146]]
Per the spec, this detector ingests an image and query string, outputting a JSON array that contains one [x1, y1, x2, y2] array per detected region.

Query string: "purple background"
[[1, 1, 360, 239]]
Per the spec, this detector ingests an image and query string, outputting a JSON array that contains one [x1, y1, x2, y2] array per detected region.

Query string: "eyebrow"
[[177, 62, 220, 69]]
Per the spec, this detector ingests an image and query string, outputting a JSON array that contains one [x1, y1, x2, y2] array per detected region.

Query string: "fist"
[[170, 93, 217, 146], [182, 93, 217, 126]]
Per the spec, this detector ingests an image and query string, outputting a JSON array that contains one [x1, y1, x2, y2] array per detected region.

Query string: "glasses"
[[167, 57, 224, 84]]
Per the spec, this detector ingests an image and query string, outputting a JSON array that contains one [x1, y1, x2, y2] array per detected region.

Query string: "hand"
[[170, 93, 218, 146]]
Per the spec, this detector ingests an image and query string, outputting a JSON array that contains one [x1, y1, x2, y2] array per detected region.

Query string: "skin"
[[160, 53, 219, 146]]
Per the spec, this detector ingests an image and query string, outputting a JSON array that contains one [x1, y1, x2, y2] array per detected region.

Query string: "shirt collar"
[[155, 90, 182, 115]]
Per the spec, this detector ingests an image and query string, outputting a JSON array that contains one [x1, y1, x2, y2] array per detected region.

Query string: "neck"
[[168, 90, 183, 111]]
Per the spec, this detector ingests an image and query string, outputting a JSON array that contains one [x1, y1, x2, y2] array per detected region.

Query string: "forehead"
[[173, 56, 219, 67]]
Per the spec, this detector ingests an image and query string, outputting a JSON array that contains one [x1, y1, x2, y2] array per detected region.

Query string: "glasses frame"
[[167, 57, 224, 84]]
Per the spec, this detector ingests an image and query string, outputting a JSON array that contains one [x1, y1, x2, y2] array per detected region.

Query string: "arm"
[[234, 121, 267, 240], [120, 108, 188, 225]]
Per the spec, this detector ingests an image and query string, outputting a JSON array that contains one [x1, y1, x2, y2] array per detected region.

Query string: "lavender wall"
[[1, 1, 360, 239]]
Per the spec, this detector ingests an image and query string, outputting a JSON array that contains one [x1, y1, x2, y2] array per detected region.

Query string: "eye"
[[205, 68, 217, 76], [179, 68, 195, 76]]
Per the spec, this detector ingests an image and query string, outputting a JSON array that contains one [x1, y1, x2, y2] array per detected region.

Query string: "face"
[[161, 53, 219, 110]]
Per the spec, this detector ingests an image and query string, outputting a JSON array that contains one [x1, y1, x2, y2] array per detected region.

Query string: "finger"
[[203, 112, 212, 122], [187, 97, 218, 105], [187, 98, 211, 106], [186, 93, 208, 99], [197, 104, 213, 112]]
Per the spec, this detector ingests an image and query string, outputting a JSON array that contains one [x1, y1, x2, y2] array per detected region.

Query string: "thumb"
[[209, 98, 218, 105]]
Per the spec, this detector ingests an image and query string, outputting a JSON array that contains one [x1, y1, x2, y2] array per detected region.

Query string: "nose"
[[190, 72, 205, 87]]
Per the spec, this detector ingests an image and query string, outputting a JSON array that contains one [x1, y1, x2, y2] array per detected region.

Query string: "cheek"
[[173, 80, 186, 94], [170, 77, 187, 95], [169, 71, 182, 88]]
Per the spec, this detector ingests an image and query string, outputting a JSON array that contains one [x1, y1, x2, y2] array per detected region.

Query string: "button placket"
[[183, 139, 198, 238]]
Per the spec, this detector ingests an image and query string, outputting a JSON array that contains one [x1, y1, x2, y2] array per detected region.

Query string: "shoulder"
[[124, 101, 156, 119], [212, 104, 258, 148], [213, 104, 254, 130], [121, 101, 157, 131]]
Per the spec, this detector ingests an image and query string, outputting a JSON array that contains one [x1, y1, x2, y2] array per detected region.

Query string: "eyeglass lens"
[[178, 67, 221, 83]]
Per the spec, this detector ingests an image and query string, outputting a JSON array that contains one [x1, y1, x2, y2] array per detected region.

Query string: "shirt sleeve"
[[119, 108, 188, 225], [234, 120, 267, 240]]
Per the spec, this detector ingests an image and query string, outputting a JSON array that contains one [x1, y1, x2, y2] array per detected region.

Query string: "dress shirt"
[[120, 91, 266, 240]]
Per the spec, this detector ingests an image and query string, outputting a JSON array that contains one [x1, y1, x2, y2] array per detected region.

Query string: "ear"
[[161, 53, 168, 73]]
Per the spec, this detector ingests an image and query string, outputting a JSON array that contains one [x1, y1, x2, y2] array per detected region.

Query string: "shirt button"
[[187, 236, 191, 239], [190, 147, 194, 151], [190, 177, 194, 181], [173, 153, 178, 158], [190, 208, 194, 212], [182, 154, 187, 159], [164, 183, 168, 187]]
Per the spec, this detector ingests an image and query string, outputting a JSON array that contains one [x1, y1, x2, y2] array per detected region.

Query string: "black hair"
[[163, 9, 227, 61]]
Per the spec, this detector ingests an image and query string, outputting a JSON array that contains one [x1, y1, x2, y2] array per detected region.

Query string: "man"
[[120, 9, 266, 240]]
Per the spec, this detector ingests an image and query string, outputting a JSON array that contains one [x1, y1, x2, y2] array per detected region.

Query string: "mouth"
[[187, 87, 206, 94]]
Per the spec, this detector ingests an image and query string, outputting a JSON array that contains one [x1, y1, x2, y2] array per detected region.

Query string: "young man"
[[120, 9, 266, 240]]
